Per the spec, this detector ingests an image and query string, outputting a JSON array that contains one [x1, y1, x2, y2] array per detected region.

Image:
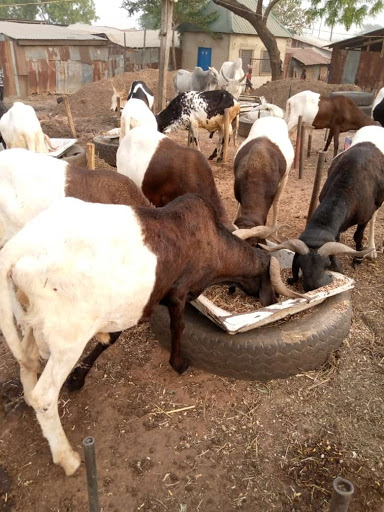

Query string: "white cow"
[[218, 58, 246, 99]]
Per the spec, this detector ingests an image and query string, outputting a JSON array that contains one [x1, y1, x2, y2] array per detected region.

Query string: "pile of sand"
[[54, 68, 177, 119], [252, 78, 361, 108]]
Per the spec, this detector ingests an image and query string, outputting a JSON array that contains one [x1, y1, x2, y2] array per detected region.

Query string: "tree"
[[212, 0, 285, 81], [0, 0, 97, 25], [122, 0, 218, 32], [272, 0, 310, 35], [306, 0, 384, 32]]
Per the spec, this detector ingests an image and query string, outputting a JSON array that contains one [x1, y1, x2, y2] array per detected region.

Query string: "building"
[[70, 25, 181, 71], [327, 28, 384, 90], [290, 34, 332, 59], [284, 47, 331, 81], [0, 20, 124, 97], [178, 0, 291, 88]]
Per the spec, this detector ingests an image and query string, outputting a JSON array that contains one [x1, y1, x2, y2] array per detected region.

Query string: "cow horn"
[[238, 71, 246, 83], [317, 242, 375, 258], [232, 225, 276, 241], [269, 257, 309, 301], [220, 69, 230, 83], [259, 239, 310, 255]]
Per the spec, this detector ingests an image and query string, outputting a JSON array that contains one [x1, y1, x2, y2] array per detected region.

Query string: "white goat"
[[119, 81, 157, 141], [0, 102, 55, 153]]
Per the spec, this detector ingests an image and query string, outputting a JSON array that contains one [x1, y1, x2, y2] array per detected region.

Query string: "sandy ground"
[[0, 74, 384, 512]]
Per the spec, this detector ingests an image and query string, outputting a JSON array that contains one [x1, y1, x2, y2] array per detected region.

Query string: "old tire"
[[150, 291, 352, 380], [60, 144, 87, 167], [330, 91, 374, 107], [93, 135, 118, 167]]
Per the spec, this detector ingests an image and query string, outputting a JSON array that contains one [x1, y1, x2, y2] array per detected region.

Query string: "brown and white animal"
[[119, 81, 157, 140], [0, 148, 150, 249], [285, 90, 376, 156], [116, 125, 234, 231], [0, 194, 306, 475], [156, 90, 240, 161], [0, 102, 55, 153], [372, 87, 384, 126], [218, 58, 246, 100], [260, 125, 384, 291], [233, 116, 294, 239]]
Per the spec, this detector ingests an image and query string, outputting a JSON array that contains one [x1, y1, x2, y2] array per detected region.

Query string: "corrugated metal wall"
[[0, 36, 125, 96]]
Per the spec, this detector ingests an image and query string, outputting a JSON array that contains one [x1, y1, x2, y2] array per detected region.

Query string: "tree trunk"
[[213, 0, 283, 81], [171, 28, 177, 70]]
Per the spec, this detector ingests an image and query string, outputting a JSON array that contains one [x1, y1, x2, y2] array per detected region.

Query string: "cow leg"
[[270, 171, 289, 229], [19, 328, 40, 406], [29, 340, 87, 475], [65, 331, 122, 392], [352, 222, 368, 266], [323, 128, 334, 152], [366, 210, 379, 260], [332, 127, 340, 157], [167, 289, 188, 374]]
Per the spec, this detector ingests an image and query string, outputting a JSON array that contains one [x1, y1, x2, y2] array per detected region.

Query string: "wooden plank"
[[86, 143, 95, 170], [63, 96, 77, 138]]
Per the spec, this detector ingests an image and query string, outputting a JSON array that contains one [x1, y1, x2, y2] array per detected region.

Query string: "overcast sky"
[[92, 0, 384, 42]]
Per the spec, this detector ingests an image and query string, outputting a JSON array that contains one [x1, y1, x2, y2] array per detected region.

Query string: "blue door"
[[197, 47, 212, 70]]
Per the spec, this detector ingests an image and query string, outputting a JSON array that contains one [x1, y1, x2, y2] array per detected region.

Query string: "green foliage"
[[0, 0, 97, 25], [272, 0, 311, 35], [121, 0, 218, 32], [306, 0, 384, 30]]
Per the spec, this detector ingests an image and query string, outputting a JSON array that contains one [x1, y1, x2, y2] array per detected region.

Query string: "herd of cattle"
[[0, 72, 383, 476]]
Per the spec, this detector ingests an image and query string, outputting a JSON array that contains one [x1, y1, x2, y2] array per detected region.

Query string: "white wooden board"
[[191, 246, 355, 334]]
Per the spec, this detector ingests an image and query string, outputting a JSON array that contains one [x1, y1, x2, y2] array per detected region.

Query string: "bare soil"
[[1, 74, 384, 512]]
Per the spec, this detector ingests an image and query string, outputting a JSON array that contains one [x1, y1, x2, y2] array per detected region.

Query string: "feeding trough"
[[93, 129, 120, 167], [150, 246, 353, 380]]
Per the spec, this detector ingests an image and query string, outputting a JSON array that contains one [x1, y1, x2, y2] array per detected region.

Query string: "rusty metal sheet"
[[59, 46, 70, 61], [328, 48, 348, 84], [47, 46, 61, 60], [356, 51, 384, 89], [0, 39, 17, 96]]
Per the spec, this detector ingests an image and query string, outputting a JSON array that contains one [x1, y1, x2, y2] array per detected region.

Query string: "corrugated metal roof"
[[69, 24, 180, 48], [287, 47, 331, 66], [0, 20, 106, 41], [327, 27, 384, 48], [180, 0, 291, 38], [291, 34, 331, 49]]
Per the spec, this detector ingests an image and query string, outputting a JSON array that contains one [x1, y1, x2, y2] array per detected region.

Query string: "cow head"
[[220, 69, 246, 99]]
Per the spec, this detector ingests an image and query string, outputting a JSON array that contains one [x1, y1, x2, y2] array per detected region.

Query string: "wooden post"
[[307, 132, 312, 157], [299, 124, 305, 179], [306, 151, 326, 226], [116, 96, 121, 115], [86, 143, 95, 170], [158, 0, 174, 112], [63, 96, 77, 138], [222, 108, 230, 163], [293, 115, 303, 169]]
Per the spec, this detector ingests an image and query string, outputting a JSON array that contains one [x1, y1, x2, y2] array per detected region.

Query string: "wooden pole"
[[299, 124, 305, 179], [307, 132, 312, 157], [306, 151, 326, 226], [158, 0, 174, 112], [222, 108, 230, 163], [86, 143, 95, 170], [293, 115, 303, 169], [116, 96, 121, 115], [63, 95, 77, 138]]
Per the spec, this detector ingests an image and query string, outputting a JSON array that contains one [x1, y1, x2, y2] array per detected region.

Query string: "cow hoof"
[[170, 357, 189, 375]]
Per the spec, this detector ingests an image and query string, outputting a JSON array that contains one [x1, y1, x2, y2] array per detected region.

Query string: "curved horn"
[[232, 225, 276, 241], [318, 242, 375, 258], [220, 68, 230, 83], [238, 71, 246, 83], [259, 239, 310, 255], [269, 257, 310, 301]]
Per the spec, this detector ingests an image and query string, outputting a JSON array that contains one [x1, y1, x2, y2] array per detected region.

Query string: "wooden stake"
[[86, 143, 95, 170], [294, 115, 303, 169], [299, 124, 305, 179], [307, 133, 312, 158], [222, 108, 230, 163], [158, 0, 174, 111], [63, 95, 77, 138], [116, 96, 121, 115], [306, 151, 326, 226]]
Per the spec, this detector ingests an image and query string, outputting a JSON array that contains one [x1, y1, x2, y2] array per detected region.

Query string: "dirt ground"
[[0, 73, 384, 512]]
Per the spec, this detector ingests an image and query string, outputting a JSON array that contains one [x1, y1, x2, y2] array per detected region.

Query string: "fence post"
[[83, 437, 100, 512], [222, 108, 230, 163], [299, 123, 305, 179], [307, 132, 312, 158], [294, 115, 303, 169], [63, 96, 77, 138], [86, 143, 95, 170]]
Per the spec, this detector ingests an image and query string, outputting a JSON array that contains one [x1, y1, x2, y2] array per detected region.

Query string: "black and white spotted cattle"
[[155, 90, 240, 161]]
